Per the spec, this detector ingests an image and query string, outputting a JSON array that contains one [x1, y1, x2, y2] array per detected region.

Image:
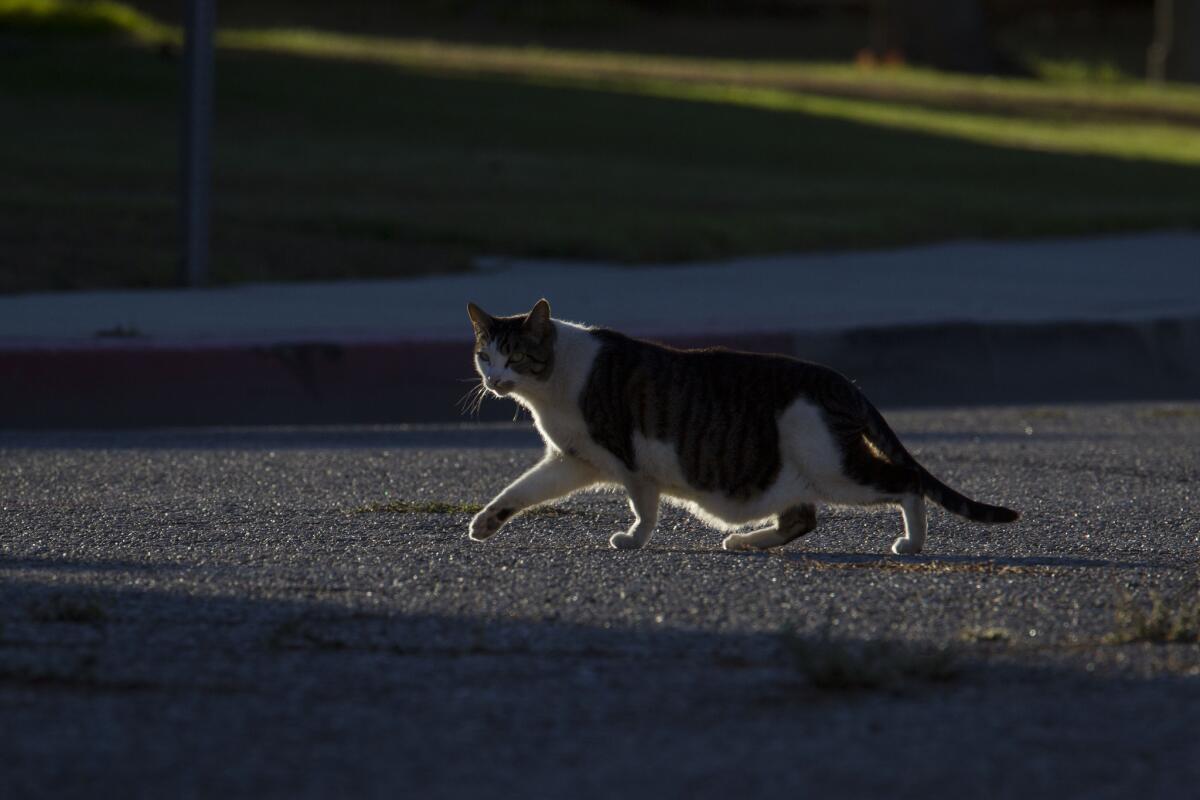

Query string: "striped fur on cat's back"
[[466, 299, 1018, 555]]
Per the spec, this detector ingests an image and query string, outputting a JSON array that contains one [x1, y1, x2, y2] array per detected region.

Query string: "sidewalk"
[[2, 233, 1198, 427]]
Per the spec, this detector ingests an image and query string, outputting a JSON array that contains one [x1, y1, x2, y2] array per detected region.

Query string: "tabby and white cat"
[[466, 299, 1017, 555]]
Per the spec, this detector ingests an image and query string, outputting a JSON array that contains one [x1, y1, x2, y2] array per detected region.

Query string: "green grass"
[[220, 29, 1200, 125], [0, 0, 169, 39], [2, 2, 1200, 292]]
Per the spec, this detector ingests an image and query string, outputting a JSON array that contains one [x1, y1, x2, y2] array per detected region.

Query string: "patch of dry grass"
[[959, 626, 1014, 644], [354, 499, 576, 517]]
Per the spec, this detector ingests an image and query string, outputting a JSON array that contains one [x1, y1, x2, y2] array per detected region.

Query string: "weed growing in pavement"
[[959, 626, 1014, 644], [1103, 579, 1200, 645], [27, 594, 108, 625], [780, 624, 960, 691]]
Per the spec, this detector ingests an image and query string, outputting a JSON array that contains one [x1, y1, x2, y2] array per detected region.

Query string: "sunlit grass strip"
[[220, 28, 1200, 119], [626, 79, 1200, 165], [221, 28, 1200, 165], [6, 4, 1199, 165], [7, 2, 1200, 117], [0, 0, 173, 41]]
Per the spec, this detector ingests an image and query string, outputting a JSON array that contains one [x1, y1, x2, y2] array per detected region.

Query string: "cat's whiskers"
[[454, 383, 478, 410], [456, 380, 490, 418], [473, 385, 490, 417]]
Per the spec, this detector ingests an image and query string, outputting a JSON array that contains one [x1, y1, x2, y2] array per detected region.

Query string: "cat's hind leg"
[[892, 494, 927, 555], [722, 504, 817, 551], [609, 479, 661, 550], [470, 452, 598, 541]]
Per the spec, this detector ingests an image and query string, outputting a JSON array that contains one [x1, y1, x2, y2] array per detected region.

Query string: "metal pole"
[[181, 0, 215, 287], [1148, 0, 1174, 82]]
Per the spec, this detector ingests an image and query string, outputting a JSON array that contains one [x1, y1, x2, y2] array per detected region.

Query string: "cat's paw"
[[609, 531, 645, 550], [721, 533, 752, 551], [891, 537, 922, 555], [722, 531, 786, 551], [469, 506, 514, 541]]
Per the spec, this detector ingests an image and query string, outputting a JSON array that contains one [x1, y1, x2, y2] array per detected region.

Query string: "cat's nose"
[[486, 377, 515, 393]]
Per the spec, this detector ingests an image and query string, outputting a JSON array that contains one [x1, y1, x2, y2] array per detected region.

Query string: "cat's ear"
[[524, 299, 552, 334], [467, 302, 492, 337]]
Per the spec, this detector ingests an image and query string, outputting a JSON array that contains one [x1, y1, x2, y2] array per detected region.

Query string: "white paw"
[[469, 506, 513, 542], [892, 537, 922, 555], [722, 533, 751, 551], [609, 531, 644, 550]]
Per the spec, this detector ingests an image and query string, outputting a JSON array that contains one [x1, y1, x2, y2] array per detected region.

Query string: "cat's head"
[[467, 298, 556, 396]]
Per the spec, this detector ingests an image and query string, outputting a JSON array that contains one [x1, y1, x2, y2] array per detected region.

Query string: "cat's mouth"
[[486, 378, 516, 396]]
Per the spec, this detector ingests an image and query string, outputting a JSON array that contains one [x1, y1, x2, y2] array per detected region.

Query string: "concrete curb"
[[2, 318, 1198, 428]]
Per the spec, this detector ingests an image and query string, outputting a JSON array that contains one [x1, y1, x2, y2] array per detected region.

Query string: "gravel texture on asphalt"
[[1, 405, 1198, 799]]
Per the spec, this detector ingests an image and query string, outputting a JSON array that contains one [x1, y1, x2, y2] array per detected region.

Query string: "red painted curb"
[[0, 331, 795, 428], [2, 320, 1197, 428], [0, 339, 468, 428]]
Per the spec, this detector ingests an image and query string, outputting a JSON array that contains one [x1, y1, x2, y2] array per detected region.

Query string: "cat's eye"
[[477, 352, 490, 362], [508, 352, 525, 365]]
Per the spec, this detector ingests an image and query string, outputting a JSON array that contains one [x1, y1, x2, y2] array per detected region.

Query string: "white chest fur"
[[512, 322, 619, 470], [531, 404, 592, 458]]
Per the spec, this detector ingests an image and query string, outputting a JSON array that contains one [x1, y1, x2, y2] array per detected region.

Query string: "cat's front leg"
[[609, 479, 661, 550], [891, 494, 928, 555], [469, 452, 598, 541]]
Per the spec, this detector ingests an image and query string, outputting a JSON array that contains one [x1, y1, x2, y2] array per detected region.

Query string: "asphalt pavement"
[[1, 404, 1198, 798]]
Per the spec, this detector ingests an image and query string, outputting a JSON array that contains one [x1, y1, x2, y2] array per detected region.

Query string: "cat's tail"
[[915, 468, 1020, 524], [861, 402, 1020, 524]]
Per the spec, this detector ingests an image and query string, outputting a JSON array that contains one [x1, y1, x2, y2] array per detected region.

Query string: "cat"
[[465, 298, 1018, 555]]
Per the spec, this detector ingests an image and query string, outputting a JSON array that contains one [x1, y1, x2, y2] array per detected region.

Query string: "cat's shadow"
[[549, 544, 1165, 571], [767, 550, 1161, 571]]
